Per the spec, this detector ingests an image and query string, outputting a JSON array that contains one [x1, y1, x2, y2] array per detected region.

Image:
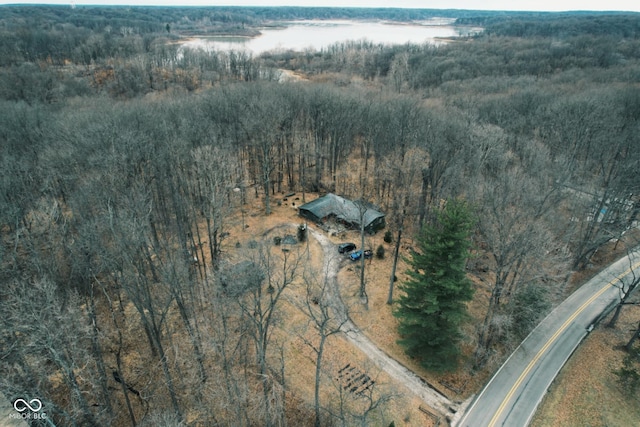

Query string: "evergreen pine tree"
[[394, 199, 474, 372]]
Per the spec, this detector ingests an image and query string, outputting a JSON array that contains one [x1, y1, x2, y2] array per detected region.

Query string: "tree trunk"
[[607, 303, 623, 328], [155, 336, 182, 421], [626, 321, 640, 351], [359, 211, 367, 307], [263, 163, 271, 216], [116, 350, 137, 427], [418, 168, 429, 228], [177, 297, 207, 384], [314, 333, 328, 427], [387, 227, 402, 305], [87, 285, 114, 419]]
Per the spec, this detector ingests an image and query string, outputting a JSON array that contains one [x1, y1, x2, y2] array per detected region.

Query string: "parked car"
[[338, 243, 356, 253], [350, 249, 373, 261]]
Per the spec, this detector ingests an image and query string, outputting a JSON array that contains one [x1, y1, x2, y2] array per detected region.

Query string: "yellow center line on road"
[[487, 259, 640, 427]]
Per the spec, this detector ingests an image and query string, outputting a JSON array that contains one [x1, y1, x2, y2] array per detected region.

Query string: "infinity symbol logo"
[[13, 398, 43, 412]]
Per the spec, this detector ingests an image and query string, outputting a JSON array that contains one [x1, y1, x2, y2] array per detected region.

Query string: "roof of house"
[[299, 193, 385, 228]]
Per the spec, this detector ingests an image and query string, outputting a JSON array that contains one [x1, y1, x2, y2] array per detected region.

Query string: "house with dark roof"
[[298, 193, 385, 233]]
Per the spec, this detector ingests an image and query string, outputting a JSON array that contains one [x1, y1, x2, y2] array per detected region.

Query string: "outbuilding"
[[298, 193, 385, 233]]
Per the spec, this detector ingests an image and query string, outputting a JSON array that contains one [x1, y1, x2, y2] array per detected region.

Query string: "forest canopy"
[[1, 6, 639, 427]]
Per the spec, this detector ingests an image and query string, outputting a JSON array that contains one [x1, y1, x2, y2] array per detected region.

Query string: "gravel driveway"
[[308, 227, 456, 417]]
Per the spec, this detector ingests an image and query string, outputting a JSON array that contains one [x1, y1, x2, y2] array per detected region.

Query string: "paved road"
[[456, 250, 640, 427]]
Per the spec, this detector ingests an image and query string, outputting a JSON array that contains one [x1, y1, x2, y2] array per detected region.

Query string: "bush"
[[508, 284, 550, 340], [384, 230, 393, 244], [376, 244, 385, 259], [297, 224, 307, 242]]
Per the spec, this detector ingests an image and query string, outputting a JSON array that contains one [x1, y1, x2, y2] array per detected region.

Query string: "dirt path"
[[309, 227, 455, 416]]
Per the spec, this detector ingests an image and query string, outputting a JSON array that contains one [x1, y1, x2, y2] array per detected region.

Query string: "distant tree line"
[[1, 7, 640, 425], [465, 13, 640, 38]]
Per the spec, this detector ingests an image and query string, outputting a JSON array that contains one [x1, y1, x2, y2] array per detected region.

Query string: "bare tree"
[[159, 255, 208, 388], [187, 145, 230, 274], [383, 147, 428, 305], [627, 319, 640, 352], [297, 268, 349, 427], [206, 277, 253, 427], [417, 108, 470, 228], [326, 364, 398, 427], [541, 89, 640, 270], [222, 239, 304, 426], [607, 248, 640, 328], [355, 199, 370, 306], [95, 274, 140, 427], [3, 279, 101, 426], [471, 159, 569, 360], [106, 193, 183, 422], [350, 379, 398, 427]]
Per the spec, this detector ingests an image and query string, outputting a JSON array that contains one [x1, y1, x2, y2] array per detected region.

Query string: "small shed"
[[298, 193, 385, 233]]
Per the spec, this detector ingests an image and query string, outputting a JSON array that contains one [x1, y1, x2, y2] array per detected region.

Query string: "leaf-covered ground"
[[197, 193, 640, 426], [531, 302, 640, 427]]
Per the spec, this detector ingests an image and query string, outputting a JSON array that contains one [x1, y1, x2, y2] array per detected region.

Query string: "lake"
[[181, 19, 481, 55]]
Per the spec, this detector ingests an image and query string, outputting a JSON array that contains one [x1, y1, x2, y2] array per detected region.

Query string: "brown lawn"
[[209, 193, 440, 426], [531, 301, 640, 427], [183, 192, 639, 427]]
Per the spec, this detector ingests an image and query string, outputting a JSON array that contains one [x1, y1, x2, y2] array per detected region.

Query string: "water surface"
[[182, 19, 480, 54]]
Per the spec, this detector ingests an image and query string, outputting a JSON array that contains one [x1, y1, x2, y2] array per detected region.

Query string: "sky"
[[1, 0, 639, 12]]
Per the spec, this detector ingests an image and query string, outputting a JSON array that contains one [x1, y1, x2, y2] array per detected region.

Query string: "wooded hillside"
[[1, 6, 639, 426]]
